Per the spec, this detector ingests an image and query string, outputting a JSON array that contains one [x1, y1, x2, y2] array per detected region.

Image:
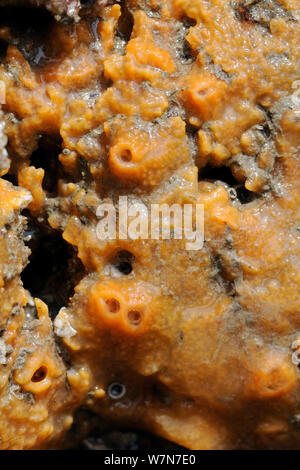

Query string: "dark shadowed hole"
[[106, 298, 120, 313], [0, 6, 53, 67], [0, 39, 8, 60], [236, 185, 259, 203], [117, 1, 134, 43], [31, 366, 47, 383], [0, 6, 52, 31], [107, 382, 126, 400], [181, 15, 197, 28], [199, 165, 261, 204], [185, 122, 199, 136], [119, 261, 132, 274], [120, 149, 132, 162], [68, 408, 184, 450], [91, 17, 100, 41], [79, 155, 92, 182], [200, 165, 237, 186], [2, 173, 17, 186], [262, 123, 272, 139], [181, 39, 195, 63], [112, 250, 134, 275], [30, 135, 62, 194], [22, 217, 85, 319], [127, 310, 142, 326], [82, 426, 183, 451], [178, 16, 196, 65], [152, 383, 173, 406]]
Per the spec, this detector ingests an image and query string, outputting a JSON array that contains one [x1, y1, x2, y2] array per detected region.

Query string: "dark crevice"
[[180, 39, 195, 64], [90, 17, 100, 41], [103, 77, 113, 89], [257, 104, 276, 135], [68, 407, 150, 450], [185, 121, 199, 162], [185, 122, 199, 136], [116, 1, 134, 43], [2, 173, 17, 186], [78, 155, 92, 183], [199, 165, 261, 204], [236, 185, 260, 203], [176, 16, 197, 65], [0, 6, 54, 67], [181, 15, 197, 28], [0, 39, 8, 60], [71, 411, 183, 450], [30, 135, 63, 195], [213, 252, 238, 295], [21, 214, 85, 319], [200, 165, 237, 187], [0, 6, 52, 31], [261, 122, 272, 139]]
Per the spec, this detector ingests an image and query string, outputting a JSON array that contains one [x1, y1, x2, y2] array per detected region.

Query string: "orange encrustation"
[[0, 0, 299, 450]]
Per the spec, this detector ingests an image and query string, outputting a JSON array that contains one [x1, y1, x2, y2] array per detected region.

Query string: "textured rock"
[[0, 0, 299, 450]]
